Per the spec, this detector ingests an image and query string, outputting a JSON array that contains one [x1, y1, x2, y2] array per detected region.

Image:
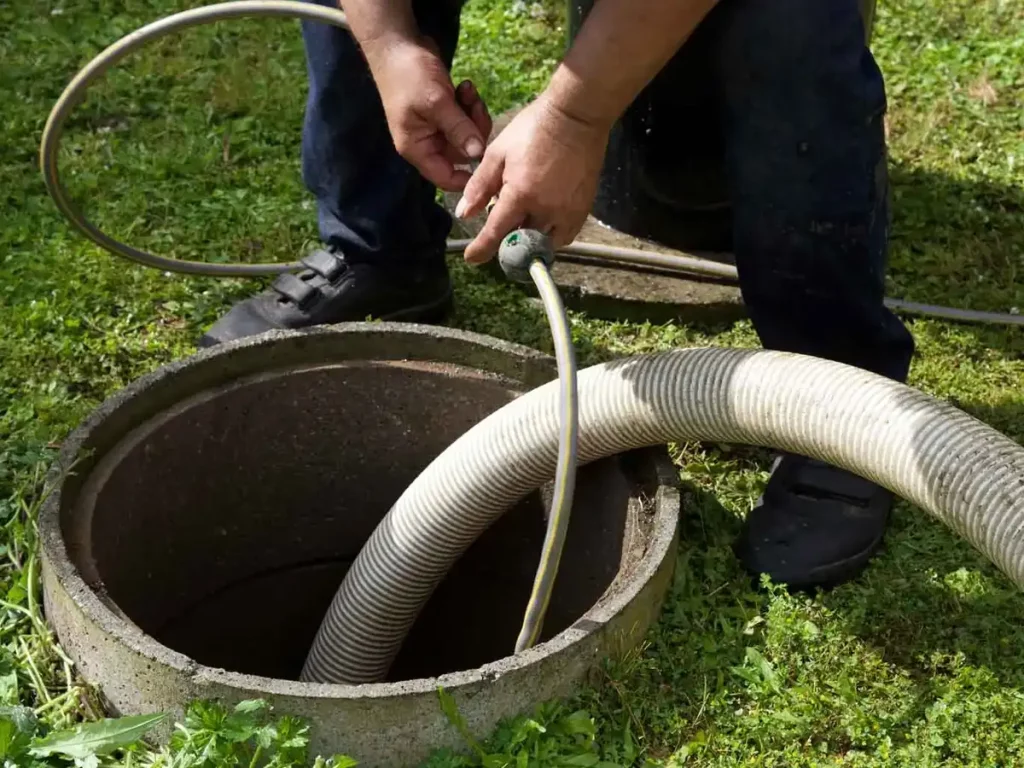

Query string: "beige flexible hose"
[[38, 0, 1024, 689], [301, 346, 1024, 683], [36, 1, 1024, 694], [39, 1, 1024, 325], [514, 257, 579, 653], [39, 1, 343, 276]]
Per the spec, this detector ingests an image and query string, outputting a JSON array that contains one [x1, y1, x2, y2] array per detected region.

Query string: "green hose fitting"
[[498, 229, 555, 284]]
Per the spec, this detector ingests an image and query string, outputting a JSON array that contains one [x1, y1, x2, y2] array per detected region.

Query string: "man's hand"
[[448, 0, 716, 263], [366, 38, 491, 191], [455, 96, 610, 263]]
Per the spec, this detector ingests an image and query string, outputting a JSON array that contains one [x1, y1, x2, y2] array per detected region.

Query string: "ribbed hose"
[[39, 0, 1024, 687], [301, 346, 1024, 683]]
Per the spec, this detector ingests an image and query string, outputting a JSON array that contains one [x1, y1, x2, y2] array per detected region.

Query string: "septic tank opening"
[[64, 359, 643, 682]]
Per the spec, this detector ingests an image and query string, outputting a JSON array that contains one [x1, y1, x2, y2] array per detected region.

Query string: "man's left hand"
[[455, 95, 610, 264]]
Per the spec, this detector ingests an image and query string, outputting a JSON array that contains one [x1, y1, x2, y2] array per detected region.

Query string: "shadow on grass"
[[885, 163, 1024, 356], [888, 164, 1023, 302], [821, 393, 1024, 695]]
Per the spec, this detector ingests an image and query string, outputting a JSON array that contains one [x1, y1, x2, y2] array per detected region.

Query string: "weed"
[[1, 0, 1023, 765], [0, 698, 357, 768], [434, 688, 623, 768]]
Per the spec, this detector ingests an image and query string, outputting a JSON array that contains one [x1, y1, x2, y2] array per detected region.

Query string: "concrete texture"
[[40, 323, 680, 767], [445, 108, 744, 326]]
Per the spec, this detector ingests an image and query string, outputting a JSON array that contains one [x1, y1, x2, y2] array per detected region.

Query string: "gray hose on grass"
[[39, 1, 1024, 327], [447, 239, 1024, 327], [301, 346, 1024, 683]]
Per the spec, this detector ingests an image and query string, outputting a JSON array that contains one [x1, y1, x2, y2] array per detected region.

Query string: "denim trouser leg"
[[299, 0, 463, 266], [711, 0, 915, 381]]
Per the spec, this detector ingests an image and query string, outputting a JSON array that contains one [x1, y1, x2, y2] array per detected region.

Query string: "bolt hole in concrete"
[[65, 354, 650, 683]]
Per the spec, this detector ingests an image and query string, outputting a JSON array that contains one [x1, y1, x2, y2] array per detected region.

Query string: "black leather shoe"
[[733, 454, 892, 591], [198, 248, 453, 347]]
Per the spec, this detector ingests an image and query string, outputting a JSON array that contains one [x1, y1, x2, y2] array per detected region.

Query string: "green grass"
[[2, 0, 1023, 765]]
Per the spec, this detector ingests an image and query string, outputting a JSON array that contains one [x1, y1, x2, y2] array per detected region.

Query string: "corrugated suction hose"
[[36, 0, 1024, 686], [302, 234, 1024, 684]]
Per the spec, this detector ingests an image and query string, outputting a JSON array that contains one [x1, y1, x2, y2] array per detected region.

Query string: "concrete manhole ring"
[[39, 322, 680, 766]]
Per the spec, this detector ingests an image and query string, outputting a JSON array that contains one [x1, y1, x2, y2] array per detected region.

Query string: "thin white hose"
[[513, 257, 579, 653], [39, 1, 1024, 325], [301, 346, 1024, 683], [39, 1, 345, 276]]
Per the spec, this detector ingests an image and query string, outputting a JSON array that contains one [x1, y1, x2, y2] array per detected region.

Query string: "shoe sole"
[[198, 287, 454, 349], [796, 528, 886, 590], [736, 526, 887, 593]]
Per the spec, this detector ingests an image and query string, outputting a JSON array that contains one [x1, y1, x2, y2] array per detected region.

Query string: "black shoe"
[[198, 248, 453, 347], [733, 454, 892, 591]]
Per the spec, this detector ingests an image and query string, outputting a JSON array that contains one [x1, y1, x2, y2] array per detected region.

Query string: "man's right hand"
[[364, 38, 491, 191]]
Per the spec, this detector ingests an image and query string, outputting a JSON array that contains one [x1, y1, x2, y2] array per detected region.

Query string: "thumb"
[[433, 95, 486, 161]]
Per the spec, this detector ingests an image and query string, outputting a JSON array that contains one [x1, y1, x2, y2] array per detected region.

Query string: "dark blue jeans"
[[300, 0, 914, 381]]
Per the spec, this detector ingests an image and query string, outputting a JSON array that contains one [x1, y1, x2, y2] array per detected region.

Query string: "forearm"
[[338, 0, 418, 59], [545, 0, 719, 128]]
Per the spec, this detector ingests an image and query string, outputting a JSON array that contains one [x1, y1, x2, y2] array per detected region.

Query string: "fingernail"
[[455, 198, 468, 218], [464, 138, 484, 159]]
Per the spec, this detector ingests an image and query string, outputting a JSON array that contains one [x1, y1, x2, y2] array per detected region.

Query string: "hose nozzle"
[[498, 229, 555, 283]]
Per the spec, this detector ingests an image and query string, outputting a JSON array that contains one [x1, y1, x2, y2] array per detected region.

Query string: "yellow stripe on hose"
[[514, 259, 580, 652]]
